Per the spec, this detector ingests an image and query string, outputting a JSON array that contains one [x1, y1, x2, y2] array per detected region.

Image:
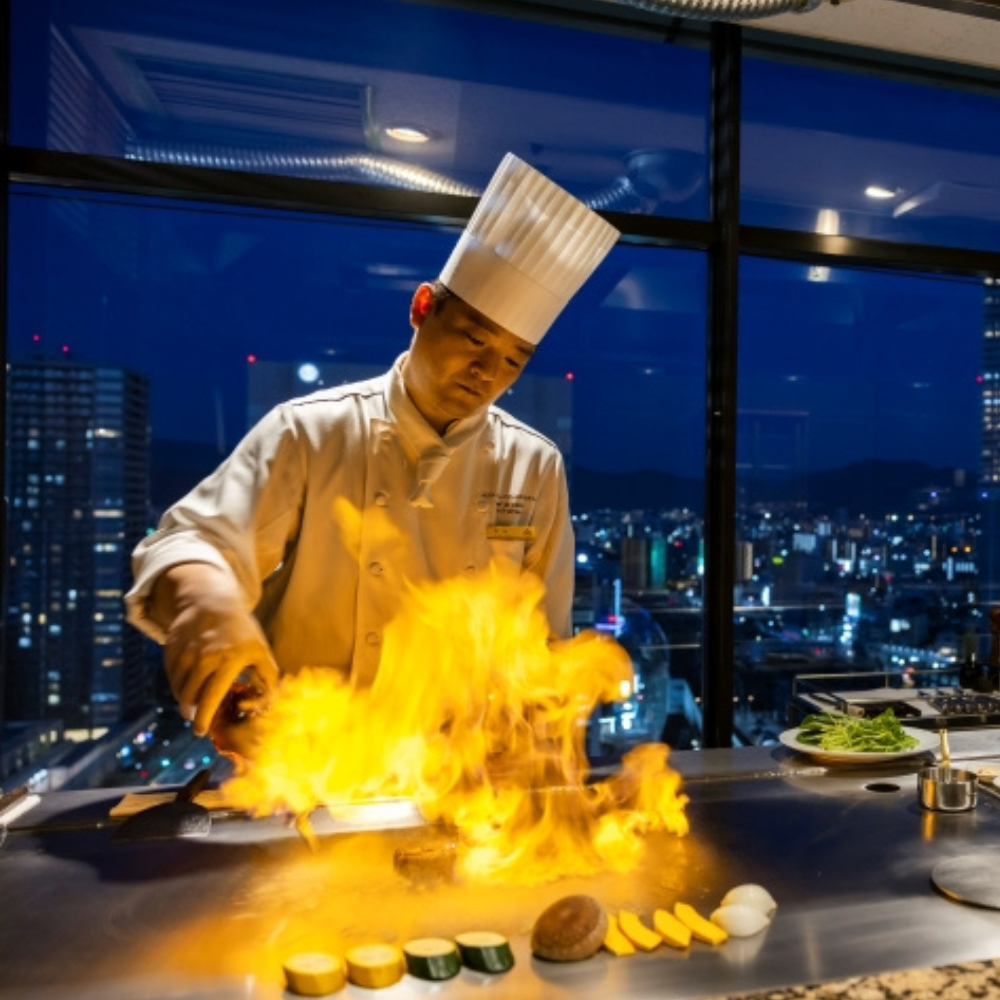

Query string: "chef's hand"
[[149, 563, 280, 736]]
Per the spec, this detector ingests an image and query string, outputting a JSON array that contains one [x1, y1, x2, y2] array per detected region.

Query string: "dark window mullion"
[[703, 20, 742, 749], [741, 224, 1000, 280], [1, 0, 10, 722]]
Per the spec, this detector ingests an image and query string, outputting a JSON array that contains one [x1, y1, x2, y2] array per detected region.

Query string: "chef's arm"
[[149, 563, 280, 737], [525, 453, 575, 641]]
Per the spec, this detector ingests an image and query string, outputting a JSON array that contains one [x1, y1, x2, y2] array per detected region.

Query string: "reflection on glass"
[[12, 0, 711, 220], [742, 53, 1000, 251], [736, 257, 988, 744]]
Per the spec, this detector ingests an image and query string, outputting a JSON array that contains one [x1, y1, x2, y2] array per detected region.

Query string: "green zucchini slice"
[[402, 938, 461, 980], [455, 931, 515, 974]]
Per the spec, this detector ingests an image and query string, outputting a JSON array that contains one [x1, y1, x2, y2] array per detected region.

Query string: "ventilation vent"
[[132, 57, 373, 143], [49, 27, 130, 155]]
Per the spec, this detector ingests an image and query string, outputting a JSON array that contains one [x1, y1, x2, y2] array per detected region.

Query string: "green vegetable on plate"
[[797, 709, 918, 753]]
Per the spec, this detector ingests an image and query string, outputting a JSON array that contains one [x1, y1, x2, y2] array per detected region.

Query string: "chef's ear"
[[410, 283, 436, 327]]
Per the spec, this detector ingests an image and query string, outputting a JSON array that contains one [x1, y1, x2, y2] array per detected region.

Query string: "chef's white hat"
[[439, 153, 619, 346]]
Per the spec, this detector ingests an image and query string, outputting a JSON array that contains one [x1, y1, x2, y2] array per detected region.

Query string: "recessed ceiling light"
[[865, 185, 897, 199], [385, 125, 431, 143]]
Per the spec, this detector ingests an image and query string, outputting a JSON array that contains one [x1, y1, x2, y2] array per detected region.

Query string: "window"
[[742, 52, 1000, 252], [5, 0, 1000, 773], [736, 258, 987, 741]]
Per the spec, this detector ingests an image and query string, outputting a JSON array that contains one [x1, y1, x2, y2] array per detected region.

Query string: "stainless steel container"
[[918, 765, 978, 812]]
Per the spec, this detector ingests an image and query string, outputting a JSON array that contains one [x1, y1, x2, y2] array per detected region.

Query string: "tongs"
[[938, 728, 951, 768]]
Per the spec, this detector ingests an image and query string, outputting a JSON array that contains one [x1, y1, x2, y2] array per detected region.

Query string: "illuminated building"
[[983, 278, 1000, 481], [3, 361, 151, 731], [980, 277, 1000, 600]]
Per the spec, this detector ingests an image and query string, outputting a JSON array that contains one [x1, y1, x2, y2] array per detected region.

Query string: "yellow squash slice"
[[282, 952, 346, 996], [616, 910, 662, 952], [603, 913, 636, 957], [344, 944, 404, 988], [652, 908, 692, 949], [674, 902, 729, 946]]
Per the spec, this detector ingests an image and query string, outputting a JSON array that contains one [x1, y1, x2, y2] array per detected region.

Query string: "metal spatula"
[[114, 768, 213, 841]]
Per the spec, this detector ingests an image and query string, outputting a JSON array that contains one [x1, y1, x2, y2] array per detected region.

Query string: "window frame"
[[4, 0, 1000, 748]]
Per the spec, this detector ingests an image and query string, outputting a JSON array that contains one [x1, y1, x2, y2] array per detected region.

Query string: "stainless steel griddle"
[[5, 745, 1000, 1000]]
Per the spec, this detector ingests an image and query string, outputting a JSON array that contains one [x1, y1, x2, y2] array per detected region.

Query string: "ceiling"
[[25, 0, 1000, 250], [754, 0, 1000, 74]]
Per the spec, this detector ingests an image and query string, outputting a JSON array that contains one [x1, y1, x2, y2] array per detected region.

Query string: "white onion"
[[710, 903, 771, 938], [720, 883, 777, 918]]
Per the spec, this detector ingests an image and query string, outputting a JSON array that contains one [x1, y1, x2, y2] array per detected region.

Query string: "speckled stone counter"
[[711, 959, 1000, 1000]]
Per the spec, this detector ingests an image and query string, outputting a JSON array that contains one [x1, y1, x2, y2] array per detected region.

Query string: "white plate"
[[779, 725, 938, 763]]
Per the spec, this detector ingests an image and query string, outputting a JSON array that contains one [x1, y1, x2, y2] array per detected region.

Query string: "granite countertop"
[[714, 959, 1000, 1000]]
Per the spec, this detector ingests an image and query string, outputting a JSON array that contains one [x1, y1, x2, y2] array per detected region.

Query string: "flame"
[[222, 562, 688, 885]]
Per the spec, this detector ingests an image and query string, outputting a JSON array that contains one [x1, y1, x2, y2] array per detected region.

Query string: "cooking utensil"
[[918, 764, 978, 812], [113, 768, 213, 841], [937, 728, 951, 766]]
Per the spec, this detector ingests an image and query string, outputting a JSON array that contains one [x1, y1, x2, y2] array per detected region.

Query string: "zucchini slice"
[[455, 931, 516, 973], [403, 937, 462, 980], [282, 951, 346, 996], [344, 943, 404, 989]]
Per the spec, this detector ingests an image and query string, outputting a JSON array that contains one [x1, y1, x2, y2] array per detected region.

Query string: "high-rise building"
[[4, 360, 151, 732], [980, 277, 1000, 601], [982, 278, 1000, 484]]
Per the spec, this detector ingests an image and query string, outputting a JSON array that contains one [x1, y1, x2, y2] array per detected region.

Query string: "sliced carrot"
[[674, 901, 728, 945], [653, 907, 692, 949], [617, 910, 662, 952], [603, 913, 636, 957]]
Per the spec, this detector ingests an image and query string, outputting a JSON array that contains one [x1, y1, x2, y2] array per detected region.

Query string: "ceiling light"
[[815, 208, 840, 236], [865, 185, 897, 200], [809, 208, 839, 279], [384, 125, 431, 144]]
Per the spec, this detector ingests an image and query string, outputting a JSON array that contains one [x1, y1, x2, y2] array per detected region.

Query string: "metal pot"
[[918, 765, 978, 812]]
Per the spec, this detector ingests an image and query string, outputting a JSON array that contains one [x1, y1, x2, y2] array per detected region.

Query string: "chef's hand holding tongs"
[[149, 562, 279, 740]]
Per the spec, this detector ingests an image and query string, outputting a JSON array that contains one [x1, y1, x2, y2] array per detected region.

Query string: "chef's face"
[[403, 283, 535, 435]]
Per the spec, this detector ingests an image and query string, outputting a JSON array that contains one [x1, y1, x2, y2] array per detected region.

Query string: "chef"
[[125, 153, 620, 737]]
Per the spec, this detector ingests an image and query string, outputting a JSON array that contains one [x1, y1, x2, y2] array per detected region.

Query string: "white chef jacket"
[[125, 354, 575, 687]]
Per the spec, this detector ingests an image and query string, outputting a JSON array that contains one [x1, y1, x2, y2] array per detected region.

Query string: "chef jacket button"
[[365, 631, 381, 647], [369, 561, 384, 576], [476, 498, 490, 512], [464, 565, 476, 577], [374, 491, 389, 506]]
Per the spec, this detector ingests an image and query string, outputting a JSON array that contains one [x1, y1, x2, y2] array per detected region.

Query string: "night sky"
[[7, 0, 999, 484], [7, 186, 988, 482]]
